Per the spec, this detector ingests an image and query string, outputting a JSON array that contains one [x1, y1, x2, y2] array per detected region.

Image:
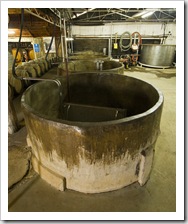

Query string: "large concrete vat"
[[69, 51, 110, 60], [139, 44, 176, 68], [21, 73, 163, 193], [57, 60, 124, 75]]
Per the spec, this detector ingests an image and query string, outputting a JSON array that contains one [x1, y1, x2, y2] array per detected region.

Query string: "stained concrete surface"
[[8, 64, 176, 212], [8, 145, 31, 188]]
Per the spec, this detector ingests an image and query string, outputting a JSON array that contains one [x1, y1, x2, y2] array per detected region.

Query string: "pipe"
[[110, 22, 113, 58], [131, 32, 142, 46], [96, 61, 100, 70], [11, 8, 63, 115], [60, 14, 65, 62], [99, 61, 104, 71], [12, 8, 24, 81], [108, 38, 111, 58], [63, 13, 68, 59], [70, 24, 74, 53], [45, 18, 56, 61], [63, 11, 70, 102]]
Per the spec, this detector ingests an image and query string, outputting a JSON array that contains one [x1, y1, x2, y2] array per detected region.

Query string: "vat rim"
[[21, 74, 164, 127]]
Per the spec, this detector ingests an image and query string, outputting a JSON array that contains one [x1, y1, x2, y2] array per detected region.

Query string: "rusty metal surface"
[[21, 73, 163, 193]]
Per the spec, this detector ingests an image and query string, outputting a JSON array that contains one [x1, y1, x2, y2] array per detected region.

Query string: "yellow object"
[[114, 43, 118, 49], [12, 48, 22, 63], [28, 49, 35, 60], [114, 33, 118, 49]]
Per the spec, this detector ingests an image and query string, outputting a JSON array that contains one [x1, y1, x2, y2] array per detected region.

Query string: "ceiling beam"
[[160, 11, 176, 19], [24, 8, 60, 27], [110, 9, 134, 20], [78, 12, 115, 21], [49, 8, 61, 19]]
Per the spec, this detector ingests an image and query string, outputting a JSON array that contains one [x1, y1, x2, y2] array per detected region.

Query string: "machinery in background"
[[139, 44, 176, 68], [112, 31, 142, 68]]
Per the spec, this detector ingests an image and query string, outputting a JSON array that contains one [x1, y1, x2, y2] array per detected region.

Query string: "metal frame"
[[10, 8, 176, 26], [61, 8, 176, 23], [24, 8, 61, 27]]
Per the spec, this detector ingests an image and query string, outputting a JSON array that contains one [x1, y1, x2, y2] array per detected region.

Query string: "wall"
[[72, 22, 176, 45], [73, 39, 108, 53]]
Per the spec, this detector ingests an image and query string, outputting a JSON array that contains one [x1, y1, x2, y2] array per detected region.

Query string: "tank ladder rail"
[[22, 77, 63, 117]]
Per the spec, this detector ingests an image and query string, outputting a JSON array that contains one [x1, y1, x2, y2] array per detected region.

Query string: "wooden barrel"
[[35, 60, 45, 74], [28, 62, 42, 77], [46, 59, 52, 69], [8, 51, 14, 69], [12, 48, 23, 65], [28, 49, 35, 60], [39, 59, 48, 71], [8, 69, 24, 94], [15, 66, 31, 87], [51, 57, 55, 63], [8, 83, 14, 99], [23, 64, 37, 78]]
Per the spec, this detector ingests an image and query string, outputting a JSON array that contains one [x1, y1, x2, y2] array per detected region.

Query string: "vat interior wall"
[[8, 65, 176, 212]]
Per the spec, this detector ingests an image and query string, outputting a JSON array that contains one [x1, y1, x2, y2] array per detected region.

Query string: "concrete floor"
[[8, 65, 176, 213]]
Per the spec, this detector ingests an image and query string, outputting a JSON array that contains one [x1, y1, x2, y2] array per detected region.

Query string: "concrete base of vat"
[[138, 148, 154, 186], [28, 138, 155, 193], [32, 154, 66, 191], [31, 153, 138, 193]]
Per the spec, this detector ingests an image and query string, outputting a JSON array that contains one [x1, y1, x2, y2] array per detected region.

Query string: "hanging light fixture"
[[141, 11, 155, 18], [132, 10, 147, 17], [66, 37, 74, 41], [133, 8, 157, 18]]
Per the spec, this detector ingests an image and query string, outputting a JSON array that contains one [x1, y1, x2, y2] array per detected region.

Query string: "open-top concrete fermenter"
[[57, 60, 125, 76], [21, 73, 163, 193]]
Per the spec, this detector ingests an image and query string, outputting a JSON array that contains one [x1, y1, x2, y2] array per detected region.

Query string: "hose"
[[12, 8, 24, 80], [161, 22, 167, 44], [131, 32, 142, 46], [120, 31, 132, 52]]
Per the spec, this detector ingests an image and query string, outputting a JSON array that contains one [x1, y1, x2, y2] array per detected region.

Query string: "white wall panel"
[[8, 37, 34, 42], [72, 22, 176, 44]]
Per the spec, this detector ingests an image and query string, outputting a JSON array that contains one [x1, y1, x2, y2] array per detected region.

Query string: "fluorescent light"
[[132, 10, 147, 17], [133, 8, 157, 18], [141, 11, 155, 18], [8, 30, 15, 34], [72, 8, 96, 19], [66, 37, 74, 41]]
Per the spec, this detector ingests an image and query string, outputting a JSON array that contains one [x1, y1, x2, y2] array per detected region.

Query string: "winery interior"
[[8, 7, 176, 212]]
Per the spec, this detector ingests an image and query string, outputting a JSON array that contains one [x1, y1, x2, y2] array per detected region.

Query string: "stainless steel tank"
[[21, 73, 163, 193], [139, 44, 176, 68]]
